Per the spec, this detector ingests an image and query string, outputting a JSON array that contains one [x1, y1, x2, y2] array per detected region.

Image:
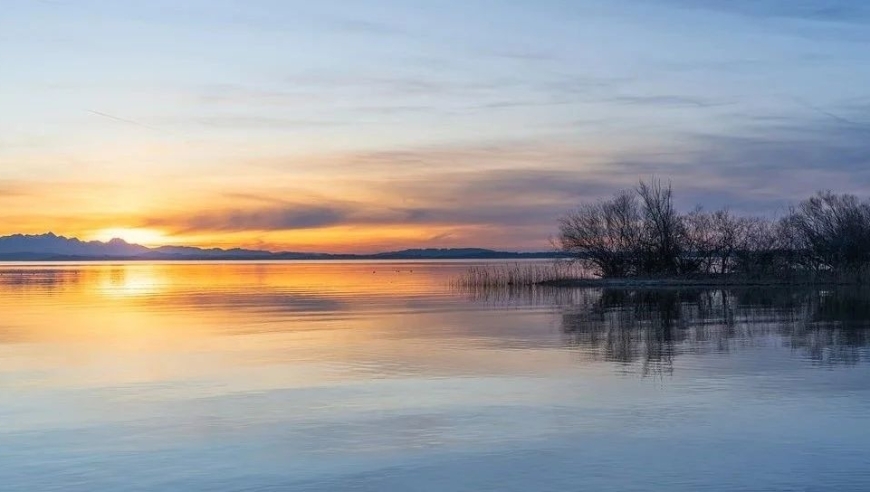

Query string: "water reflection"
[[6, 263, 870, 376], [3, 262, 870, 491], [456, 281, 870, 375], [470, 286, 870, 374]]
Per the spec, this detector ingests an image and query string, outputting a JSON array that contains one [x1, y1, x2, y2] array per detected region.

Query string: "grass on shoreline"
[[451, 261, 589, 289]]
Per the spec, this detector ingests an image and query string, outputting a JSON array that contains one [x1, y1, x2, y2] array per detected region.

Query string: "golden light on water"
[[97, 265, 167, 298]]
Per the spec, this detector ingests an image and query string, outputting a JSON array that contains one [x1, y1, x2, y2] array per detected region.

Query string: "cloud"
[[329, 18, 408, 37], [0, 180, 31, 198], [192, 73, 540, 118], [142, 201, 557, 235], [608, 95, 733, 108], [337, 104, 870, 220], [663, 0, 870, 23], [144, 204, 352, 233], [586, 109, 870, 212], [16, 97, 870, 248], [195, 116, 345, 129], [196, 84, 307, 106], [137, 166, 628, 240], [482, 49, 561, 63], [379, 168, 621, 205], [281, 72, 520, 100], [189, 107, 867, 238]]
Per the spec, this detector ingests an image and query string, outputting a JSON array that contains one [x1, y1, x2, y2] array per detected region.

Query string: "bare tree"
[[683, 208, 717, 274], [733, 217, 788, 275], [636, 179, 684, 275], [559, 190, 642, 277], [786, 191, 870, 270], [683, 208, 760, 274], [559, 181, 870, 280]]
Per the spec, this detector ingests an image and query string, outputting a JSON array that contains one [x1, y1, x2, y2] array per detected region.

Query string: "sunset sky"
[[3, 0, 870, 252]]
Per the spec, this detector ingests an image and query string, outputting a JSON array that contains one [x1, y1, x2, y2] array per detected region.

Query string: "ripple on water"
[[2, 261, 870, 491]]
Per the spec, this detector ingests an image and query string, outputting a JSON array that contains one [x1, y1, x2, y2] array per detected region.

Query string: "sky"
[[2, 0, 870, 252]]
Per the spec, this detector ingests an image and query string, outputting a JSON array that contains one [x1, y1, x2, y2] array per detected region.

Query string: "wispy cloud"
[[608, 95, 733, 108], [194, 116, 345, 129], [328, 17, 408, 37], [5, 0, 870, 250], [142, 204, 351, 233], [663, 0, 870, 23]]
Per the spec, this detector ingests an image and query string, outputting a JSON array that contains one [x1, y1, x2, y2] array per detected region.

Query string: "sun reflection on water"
[[98, 265, 166, 298]]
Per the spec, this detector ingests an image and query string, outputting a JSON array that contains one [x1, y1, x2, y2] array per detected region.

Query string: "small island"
[[458, 179, 870, 288]]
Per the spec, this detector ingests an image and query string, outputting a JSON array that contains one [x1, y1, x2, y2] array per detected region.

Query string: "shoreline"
[[535, 276, 867, 288]]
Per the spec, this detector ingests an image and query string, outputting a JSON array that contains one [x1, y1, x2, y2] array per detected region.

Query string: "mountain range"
[[0, 233, 563, 261]]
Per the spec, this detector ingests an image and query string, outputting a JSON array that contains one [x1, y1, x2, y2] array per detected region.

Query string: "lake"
[[2, 261, 870, 491]]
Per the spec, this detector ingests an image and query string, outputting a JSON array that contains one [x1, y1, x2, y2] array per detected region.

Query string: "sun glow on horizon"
[[92, 228, 169, 247]]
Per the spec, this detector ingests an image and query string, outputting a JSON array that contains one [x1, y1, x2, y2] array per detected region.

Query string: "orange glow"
[[0, 141, 586, 252], [169, 225, 475, 253], [0, 261, 585, 401]]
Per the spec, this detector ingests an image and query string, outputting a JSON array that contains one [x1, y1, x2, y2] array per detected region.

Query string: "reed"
[[451, 261, 588, 289], [452, 262, 870, 292]]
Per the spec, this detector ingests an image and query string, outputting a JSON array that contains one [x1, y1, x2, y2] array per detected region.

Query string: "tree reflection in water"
[[460, 285, 870, 375]]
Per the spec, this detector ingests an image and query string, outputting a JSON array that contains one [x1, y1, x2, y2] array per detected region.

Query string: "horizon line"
[[0, 231, 561, 257]]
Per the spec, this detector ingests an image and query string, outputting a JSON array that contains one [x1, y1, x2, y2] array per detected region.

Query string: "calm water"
[[2, 261, 870, 491]]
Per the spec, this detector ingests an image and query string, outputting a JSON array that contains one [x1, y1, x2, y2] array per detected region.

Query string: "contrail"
[[85, 110, 170, 134], [791, 97, 870, 131]]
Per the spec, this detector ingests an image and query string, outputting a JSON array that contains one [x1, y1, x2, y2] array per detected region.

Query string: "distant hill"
[[367, 248, 558, 259], [0, 233, 564, 261], [0, 233, 149, 258]]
